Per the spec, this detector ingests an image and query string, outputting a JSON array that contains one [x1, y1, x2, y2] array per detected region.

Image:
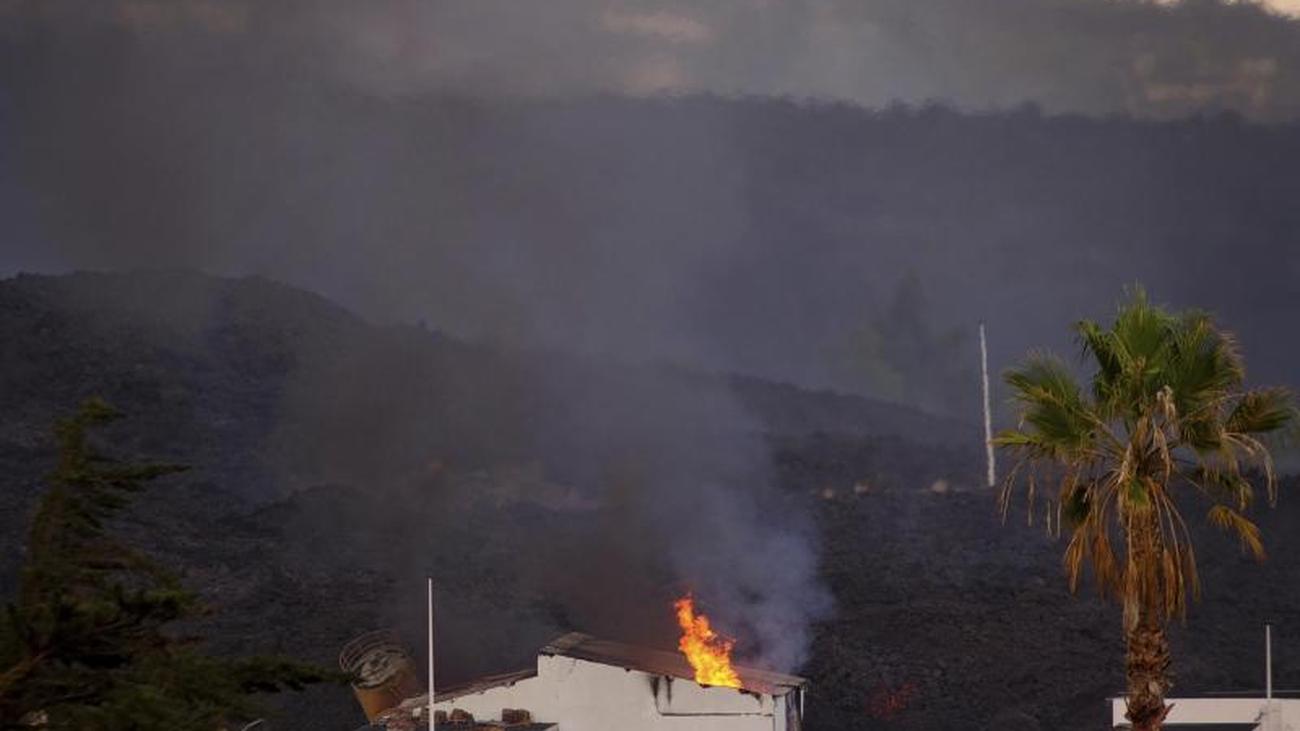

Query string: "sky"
[[5, 0, 1300, 121], [1237, 0, 1299, 12]]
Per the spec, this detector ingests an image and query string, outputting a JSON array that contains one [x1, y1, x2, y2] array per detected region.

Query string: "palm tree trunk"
[[1125, 506, 1172, 730], [1125, 611, 1172, 730]]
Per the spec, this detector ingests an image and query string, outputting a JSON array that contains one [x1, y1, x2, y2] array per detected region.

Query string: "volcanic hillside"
[[2, 271, 1298, 730]]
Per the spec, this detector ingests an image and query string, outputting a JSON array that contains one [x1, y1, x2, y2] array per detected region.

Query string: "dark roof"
[[435, 669, 538, 702], [540, 632, 807, 696], [356, 722, 555, 731], [1163, 726, 1259, 731], [437, 725, 555, 731], [1202, 690, 1300, 697]]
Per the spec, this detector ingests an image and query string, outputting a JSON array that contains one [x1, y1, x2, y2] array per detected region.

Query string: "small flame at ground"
[[674, 595, 741, 688], [867, 680, 919, 720]]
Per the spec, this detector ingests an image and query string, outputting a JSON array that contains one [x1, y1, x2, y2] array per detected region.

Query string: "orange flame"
[[674, 595, 741, 688]]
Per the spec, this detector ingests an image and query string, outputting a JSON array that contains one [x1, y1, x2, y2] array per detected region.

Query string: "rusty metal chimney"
[[339, 630, 423, 722]]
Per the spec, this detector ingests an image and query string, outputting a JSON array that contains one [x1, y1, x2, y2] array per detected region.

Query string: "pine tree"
[[0, 399, 330, 730]]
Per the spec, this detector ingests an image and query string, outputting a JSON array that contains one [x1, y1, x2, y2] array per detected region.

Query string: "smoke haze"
[[5, 0, 1300, 679], [8, 0, 1300, 117], [7, 1, 1300, 390]]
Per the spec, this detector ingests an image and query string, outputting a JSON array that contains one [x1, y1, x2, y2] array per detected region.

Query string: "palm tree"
[[995, 289, 1295, 731]]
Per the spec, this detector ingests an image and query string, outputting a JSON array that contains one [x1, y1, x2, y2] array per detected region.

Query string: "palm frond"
[[1165, 312, 1243, 405], [1226, 387, 1296, 436], [1076, 319, 1123, 415], [1206, 505, 1266, 560], [997, 285, 1286, 629], [1110, 287, 1169, 364], [1001, 354, 1097, 458], [1186, 465, 1254, 510]]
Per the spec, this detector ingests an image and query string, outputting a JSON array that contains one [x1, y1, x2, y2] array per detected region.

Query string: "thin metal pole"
[[1267, 623, 1273, 701], [980, 322, 995, 488], [434, 574, 444, 728]]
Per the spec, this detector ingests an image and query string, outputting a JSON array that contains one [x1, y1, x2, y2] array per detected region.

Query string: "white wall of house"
[[1109, 697, 1300, 728], [422, 654, 795, 731]]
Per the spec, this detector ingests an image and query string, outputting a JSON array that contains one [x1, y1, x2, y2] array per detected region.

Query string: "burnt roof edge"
[[539, 632, 809, 693]]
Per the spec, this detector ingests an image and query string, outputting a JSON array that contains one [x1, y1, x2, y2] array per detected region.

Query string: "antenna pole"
[[980, 322, 995, 488], [1267, 623, 1274, 702], [436, 574, 441, 728]]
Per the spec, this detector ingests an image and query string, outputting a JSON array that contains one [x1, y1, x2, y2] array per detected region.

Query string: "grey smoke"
[[6, 0, 1300, 675], [548, 362, 835, 670], [666, 482, 832, 671], [6, 2, 1300, 381]]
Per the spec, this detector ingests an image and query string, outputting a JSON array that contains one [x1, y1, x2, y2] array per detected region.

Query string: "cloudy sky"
[[5, 0, 1300, 119], [1233, 0, 1300, 12]]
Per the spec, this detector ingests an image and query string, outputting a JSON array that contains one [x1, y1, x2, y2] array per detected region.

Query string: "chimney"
[[339, 630, 424, 722]]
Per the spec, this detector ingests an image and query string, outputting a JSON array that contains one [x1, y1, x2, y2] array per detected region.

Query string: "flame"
[[674, 595, 741, 688], [867, 681, 919, 720]]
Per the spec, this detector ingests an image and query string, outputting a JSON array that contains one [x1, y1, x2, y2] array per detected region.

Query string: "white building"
[[381, 632, 807, 731], [1109, 696, 1300, 730], [1106, 626, 1298, 730]]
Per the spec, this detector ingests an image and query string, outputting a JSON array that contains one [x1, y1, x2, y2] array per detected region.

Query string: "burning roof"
[[355, 631, 808, 731], [541, 632, 807, 697]]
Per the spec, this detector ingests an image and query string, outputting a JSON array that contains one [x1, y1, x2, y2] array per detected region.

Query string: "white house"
[[1107, 626, 1297, 730], [377, 632, 807, 731], [1109, 696, 1300, 730]]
